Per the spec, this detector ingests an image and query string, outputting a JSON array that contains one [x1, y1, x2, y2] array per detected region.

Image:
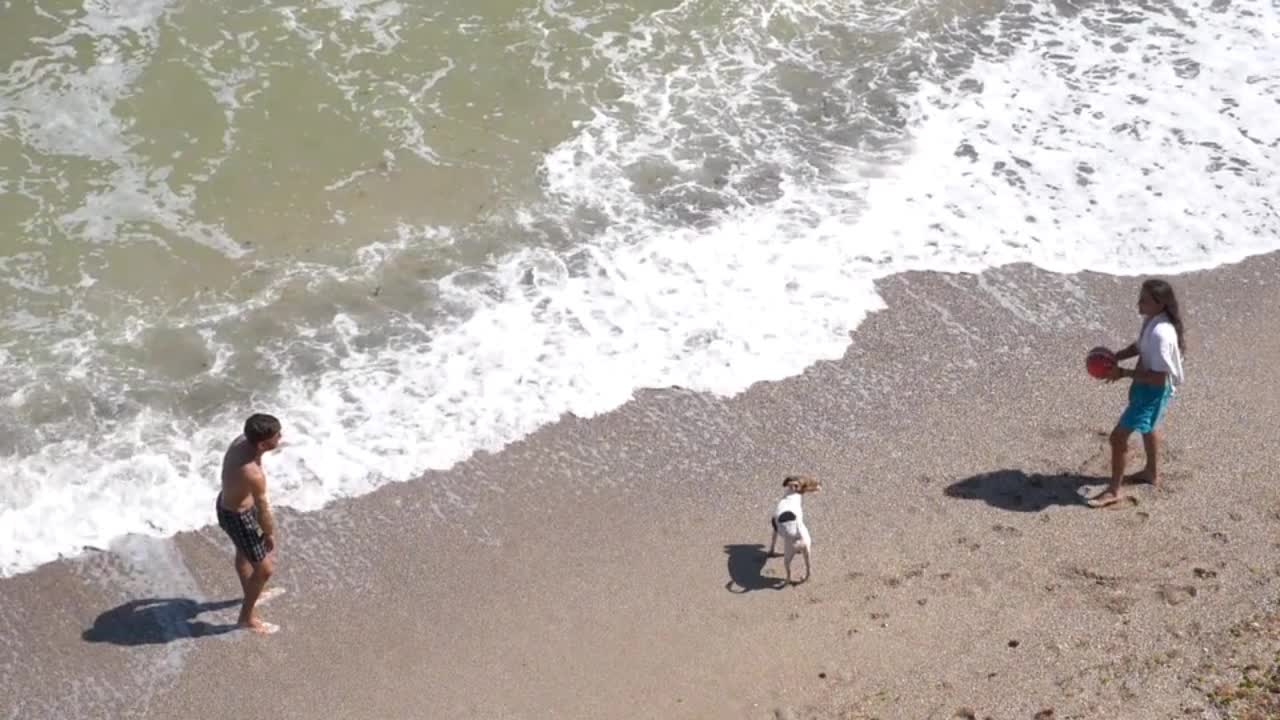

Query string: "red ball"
[[1086, 346, 1116, 379]]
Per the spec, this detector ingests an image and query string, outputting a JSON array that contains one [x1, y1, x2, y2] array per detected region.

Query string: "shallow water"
[[1, 0, 1278, 575]]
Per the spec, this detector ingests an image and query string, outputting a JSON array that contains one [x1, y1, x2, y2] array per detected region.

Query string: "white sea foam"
[[1, 0, 1278, 576]]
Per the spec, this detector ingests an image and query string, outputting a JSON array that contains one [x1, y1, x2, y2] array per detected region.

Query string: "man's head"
[[244, 413, 282, 453]]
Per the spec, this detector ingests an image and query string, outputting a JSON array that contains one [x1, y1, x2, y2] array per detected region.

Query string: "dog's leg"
[[802, 546, 811, 583], [784, 544, 795, 585], [768, 518, 777, 558]]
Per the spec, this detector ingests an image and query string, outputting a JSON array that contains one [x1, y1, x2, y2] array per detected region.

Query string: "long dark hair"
[[1142, 278, 1186, 352]]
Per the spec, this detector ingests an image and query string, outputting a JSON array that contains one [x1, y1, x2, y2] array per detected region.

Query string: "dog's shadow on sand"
[[83, 597, 241, 646], [723, 544, 787, 593], [945, 470, 1109, 512]]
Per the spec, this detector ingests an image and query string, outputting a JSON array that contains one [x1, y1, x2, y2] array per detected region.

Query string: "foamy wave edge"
[[2, 0, 1278, 577]]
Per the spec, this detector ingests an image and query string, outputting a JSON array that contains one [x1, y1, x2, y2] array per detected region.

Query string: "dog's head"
[[782, 475, 822, 494]]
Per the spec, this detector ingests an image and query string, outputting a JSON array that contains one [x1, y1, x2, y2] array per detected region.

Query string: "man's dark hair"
[[244, 413, 281, 444]]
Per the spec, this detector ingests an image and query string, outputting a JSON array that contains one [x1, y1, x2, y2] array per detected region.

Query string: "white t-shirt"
[[1138, 312, 1183, 388]]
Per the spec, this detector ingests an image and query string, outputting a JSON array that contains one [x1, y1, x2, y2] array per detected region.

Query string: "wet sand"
[[4, 252, 1279, 719]]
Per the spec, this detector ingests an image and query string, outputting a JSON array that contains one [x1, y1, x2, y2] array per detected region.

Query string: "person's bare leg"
[[238, 555, 275, 633], [1091, 426, 1131, 507], [1121, 430, 1159, 485], [234, 550, 252, 596], [1141, 430, 1160, 487]]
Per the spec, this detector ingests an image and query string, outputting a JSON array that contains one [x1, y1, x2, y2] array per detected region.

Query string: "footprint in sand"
[[1065, 565, 1123, 589], [1062, 566, 1141, 614], [1156, 584, 1197, 606], [1102, 595, 1137, 616]]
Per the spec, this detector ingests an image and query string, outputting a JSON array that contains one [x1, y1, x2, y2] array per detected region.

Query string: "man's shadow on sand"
[[723, 544, 787, 593], [83, 597, 241, 646], [945, 470, 1110, 512]]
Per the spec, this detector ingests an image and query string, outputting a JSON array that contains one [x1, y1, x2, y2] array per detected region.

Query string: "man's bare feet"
[[239, 616, 279, 635], [1087, 491, 1137, 509]]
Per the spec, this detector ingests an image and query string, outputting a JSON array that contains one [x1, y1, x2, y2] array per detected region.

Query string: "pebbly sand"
[[4, 252, 1280, 720]]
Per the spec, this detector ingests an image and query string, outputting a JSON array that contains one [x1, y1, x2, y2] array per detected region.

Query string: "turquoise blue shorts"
[[1119, 382, 1172, 434]]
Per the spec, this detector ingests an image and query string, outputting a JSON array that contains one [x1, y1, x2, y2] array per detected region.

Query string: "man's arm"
[[246, 465, 277, 539]]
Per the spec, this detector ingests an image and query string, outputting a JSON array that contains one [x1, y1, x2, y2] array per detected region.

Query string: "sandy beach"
[[5, 252, 1280, 720]]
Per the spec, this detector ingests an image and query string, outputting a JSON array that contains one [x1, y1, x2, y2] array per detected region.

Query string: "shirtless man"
[[216, 413, 282, 634]]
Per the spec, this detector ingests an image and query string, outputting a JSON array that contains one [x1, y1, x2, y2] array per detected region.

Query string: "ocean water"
[[1, 0, 1277, 576]]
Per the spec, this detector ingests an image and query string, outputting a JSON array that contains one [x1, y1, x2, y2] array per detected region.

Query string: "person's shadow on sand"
[[723, 544, 787, 593], [83, 597, 241, 646], [945, 470, 1107, 512]]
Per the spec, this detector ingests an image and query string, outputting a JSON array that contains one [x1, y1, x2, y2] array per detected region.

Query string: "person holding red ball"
[[1089, 279, 1186, 509]]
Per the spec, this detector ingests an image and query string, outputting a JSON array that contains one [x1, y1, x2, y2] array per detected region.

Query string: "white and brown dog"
[[768, 475, 821, 585]]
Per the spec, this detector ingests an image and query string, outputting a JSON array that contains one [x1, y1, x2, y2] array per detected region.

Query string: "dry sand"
[[4, 253, 1280, 720]]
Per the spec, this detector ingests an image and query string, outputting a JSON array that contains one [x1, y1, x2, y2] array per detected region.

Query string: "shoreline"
[[4, 252, 1280, 719]]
